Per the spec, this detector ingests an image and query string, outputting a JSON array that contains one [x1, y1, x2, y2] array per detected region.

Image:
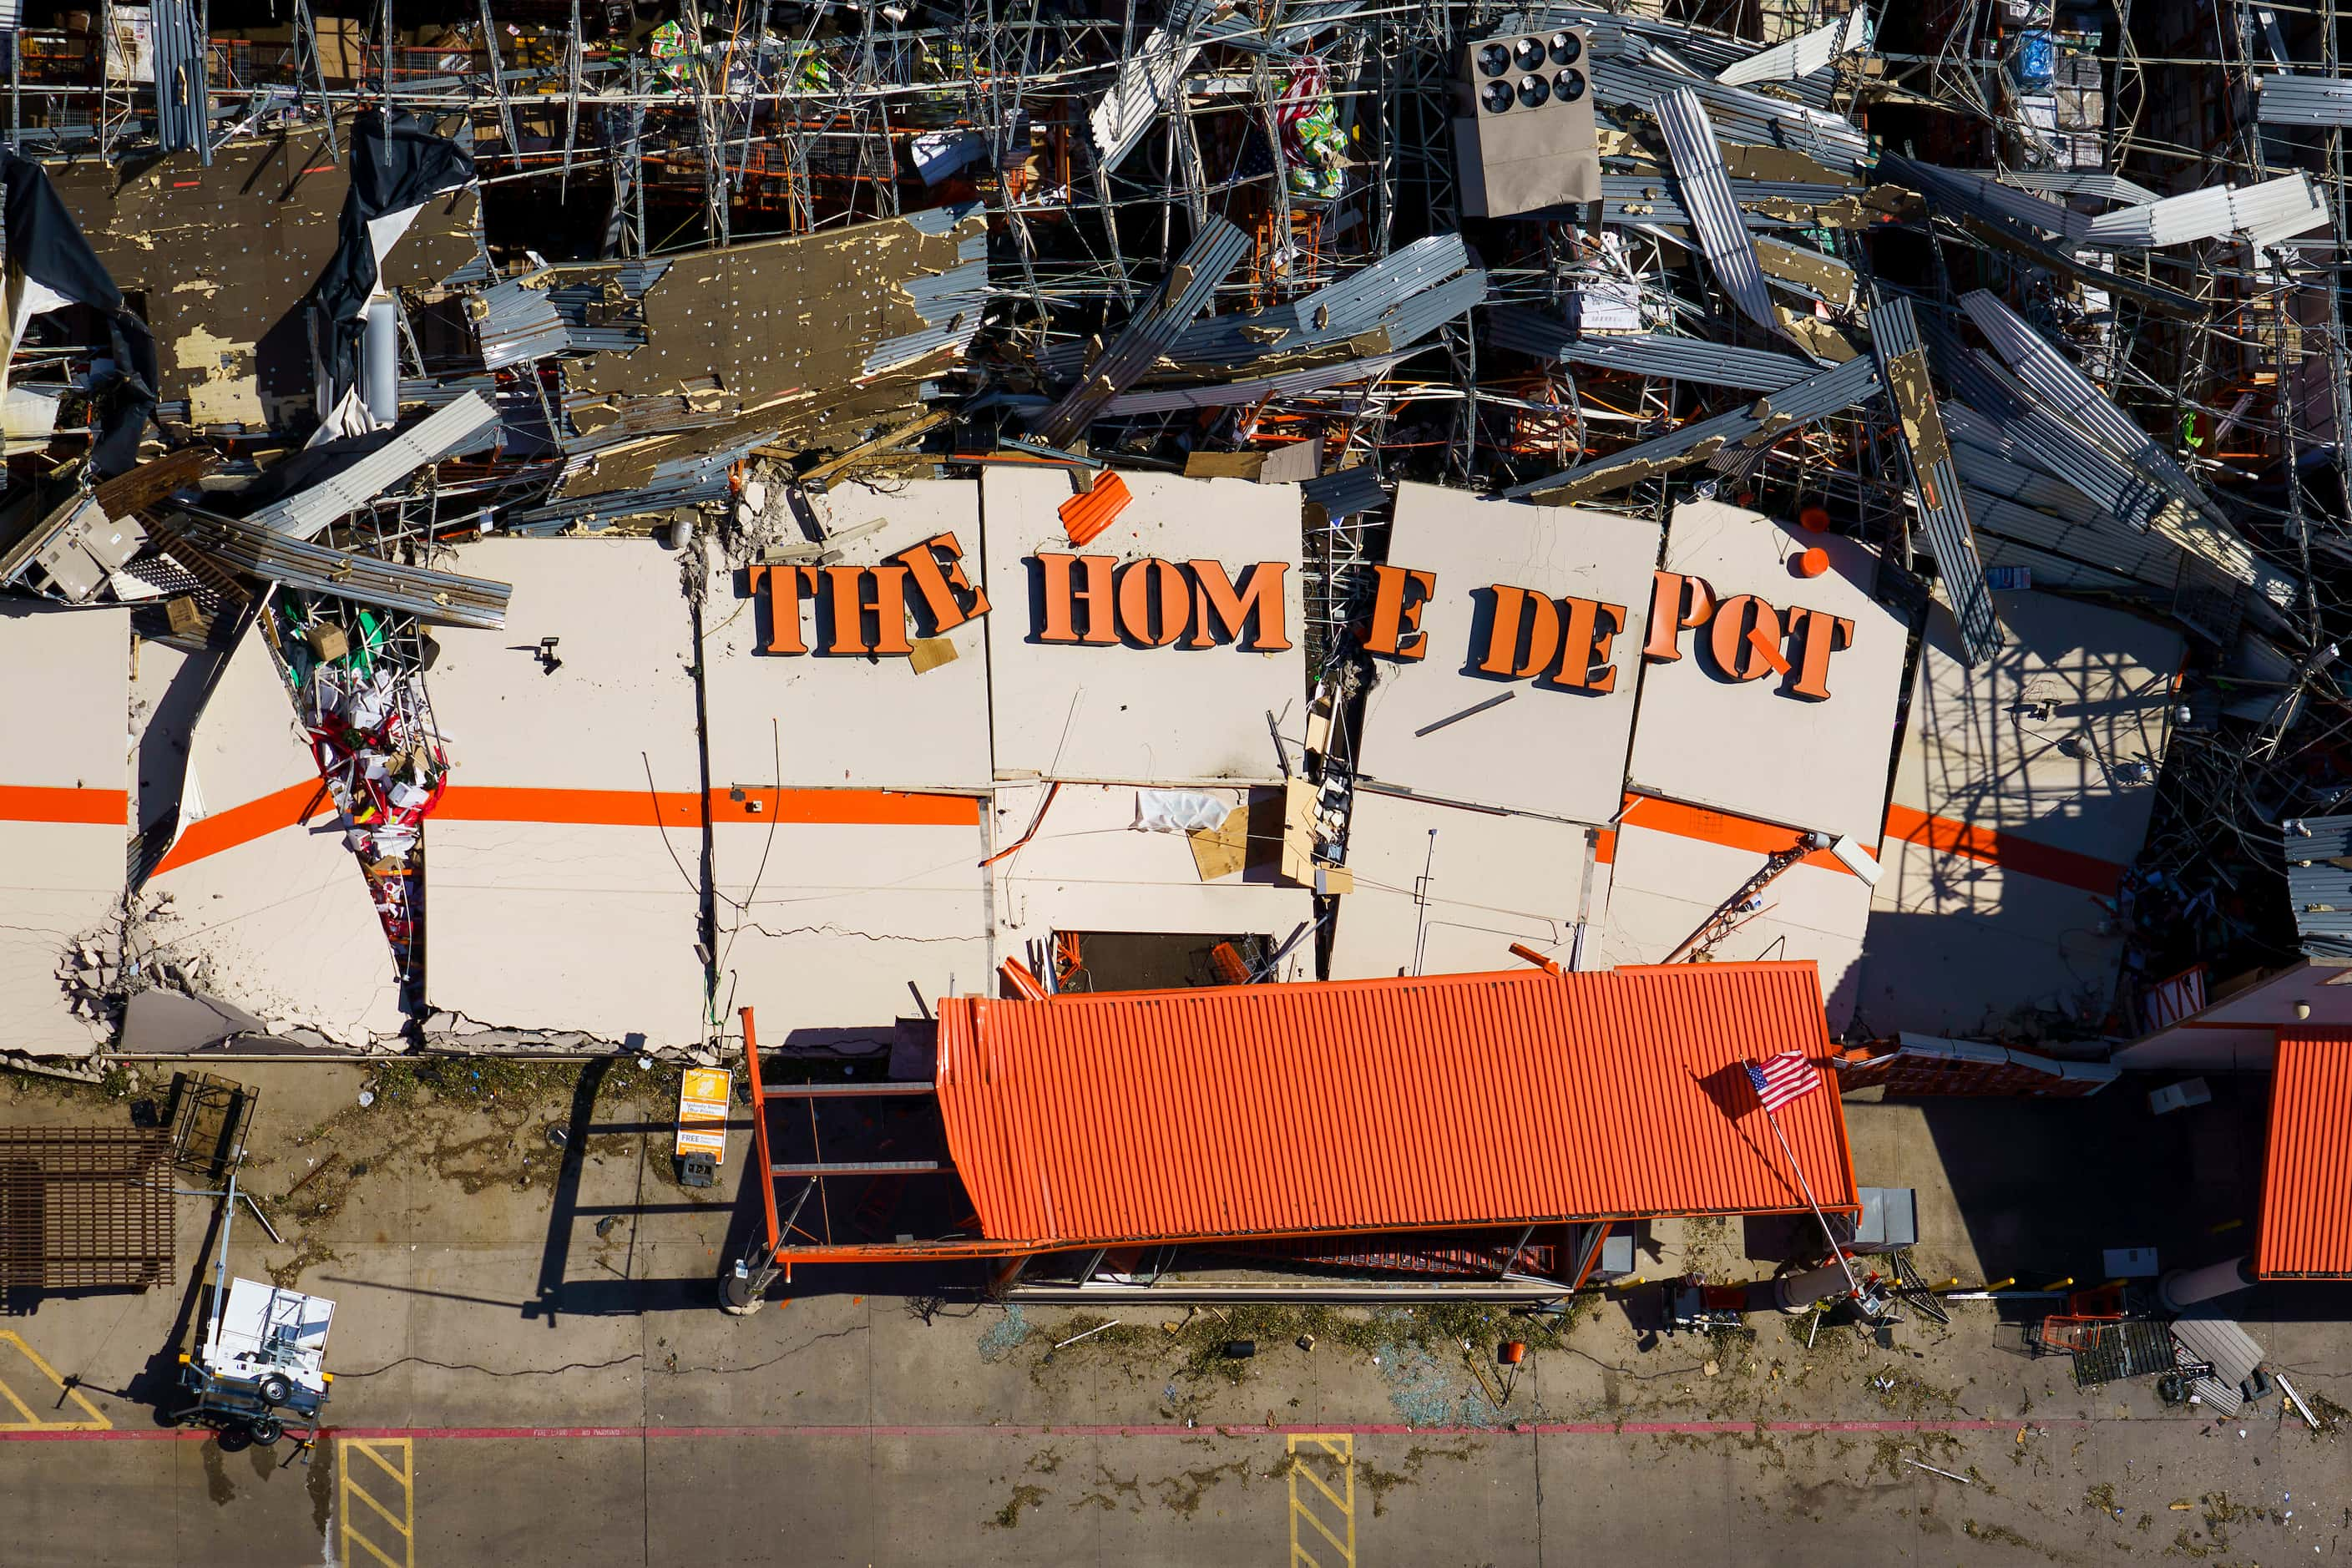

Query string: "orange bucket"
[[1498, 1341, 1526, 1365]]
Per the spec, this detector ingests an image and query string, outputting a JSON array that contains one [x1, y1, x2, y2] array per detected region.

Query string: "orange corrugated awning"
[[2258, 1029, 2352, 1279], [933, 960, 1857, 1249]]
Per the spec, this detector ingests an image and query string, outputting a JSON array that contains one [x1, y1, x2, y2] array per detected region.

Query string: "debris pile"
[[0, 0, 2340, 1063]]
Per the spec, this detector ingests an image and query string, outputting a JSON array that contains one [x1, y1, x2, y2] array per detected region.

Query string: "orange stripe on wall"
[[1879, 804, 2122, 898], [144, 784, 986, 874], [1616, 793, 1861, 875], [439, 786, 984, 829], [0, 785, 129, 827], [435, 787, 702, 828], [150, 781, 333, 877]]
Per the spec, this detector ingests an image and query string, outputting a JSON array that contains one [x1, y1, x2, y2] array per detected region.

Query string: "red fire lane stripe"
[[0, 1417, 2056, 1444]]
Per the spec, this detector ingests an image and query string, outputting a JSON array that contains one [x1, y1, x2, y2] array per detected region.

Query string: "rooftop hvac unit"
[[1452, 28, 1600, 219]]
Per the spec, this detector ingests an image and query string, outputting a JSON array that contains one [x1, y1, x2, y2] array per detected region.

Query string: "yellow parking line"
[[1285, 1434, 1355, 1568], [339, 1437, 414, 1568], [0, 1331, 111, 1430]]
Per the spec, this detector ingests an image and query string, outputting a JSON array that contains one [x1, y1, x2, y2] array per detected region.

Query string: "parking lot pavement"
[[5, 1064, 2351, 1565]]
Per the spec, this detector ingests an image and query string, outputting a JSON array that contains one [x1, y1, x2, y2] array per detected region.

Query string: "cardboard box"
[[314, 18, 366, 82]]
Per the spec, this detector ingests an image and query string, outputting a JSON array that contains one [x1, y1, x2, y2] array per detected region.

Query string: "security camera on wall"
[[1453, 28, 1601, 218]]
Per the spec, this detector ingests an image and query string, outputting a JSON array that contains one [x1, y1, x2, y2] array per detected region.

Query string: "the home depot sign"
[[1364, 564, 1858, 701], [744, 533, 1292, 654]]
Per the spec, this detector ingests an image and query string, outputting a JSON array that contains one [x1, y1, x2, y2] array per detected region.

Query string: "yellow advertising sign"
[[675, 1067, 731, 1162]]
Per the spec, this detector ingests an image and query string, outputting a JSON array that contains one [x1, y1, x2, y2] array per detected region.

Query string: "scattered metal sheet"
[[245, 392, 500, 540], [1960, 291, 2219, 524], [1874, 296, 2001, 664], [1301, 466, 1388, 518], [1714, 10, 1869, 87], [1999, 168, 2163, 205], [1597, 55, 1872, 169], [1044, 235, 1475, 379], [1653, 88, 1781, 337], [1878, 154, 2093, 242], [1505, 352, 1882, 503], [1100, 352, 1410, 415], [1032, 217, 1252, 446], [2171, 1312, 2265, 1410], [473, 278, 571, 369], [173, 510, 513, 630], [1489, 312, 1815, 392], [2283, 814, 2352, 959], [2256, 73, 2352, 127], [863, 220, 992, 375], [1090, 28, 1205, 171], [2081, 173, 2329, 249]]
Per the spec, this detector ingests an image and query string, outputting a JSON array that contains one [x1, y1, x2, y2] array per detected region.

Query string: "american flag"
[[1745, 1053, 1820, 1114]]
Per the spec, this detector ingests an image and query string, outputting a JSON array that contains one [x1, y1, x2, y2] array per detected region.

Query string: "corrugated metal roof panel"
[[1960, 483, 2185, 589], [1042, 235, 1474, 380], [2284, 815, 2352, 959], [1878, 155, 2092, 242], [1100, 350, 1409, 415], [933, 962, 1856, 1247], [2257, 73, 2352, 126], [2171, 1311, 2265, 1386], [1960, 290, 2218, 522], [475, 279, 571, 369], [1654, 88, 1779, 335], [2080, 173, 2328, 248], [1490, 312, 1814, 391], [1090, 28, 1203, 170], [1594, 56, 1870, 169], [1033, 217, 1252, 445], [1973, 531, 2146, 594], [1715, 10, 1869, 86], [2000, 168, 2162, 205], [1301, 465, 1388, 518], [1875, 295, 2001, 664], [1505, 351, 1880, 500], [2260, 1029, 2352, 1277], [246, 392, 500, 540]]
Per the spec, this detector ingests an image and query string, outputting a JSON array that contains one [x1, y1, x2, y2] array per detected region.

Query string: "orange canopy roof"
[[2258, 1029, 2352, 1279], [933, 961, 1856, 1249]]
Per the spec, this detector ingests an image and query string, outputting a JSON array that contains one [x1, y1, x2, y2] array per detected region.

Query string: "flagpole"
[[1760, 1101, 1863, 1301]]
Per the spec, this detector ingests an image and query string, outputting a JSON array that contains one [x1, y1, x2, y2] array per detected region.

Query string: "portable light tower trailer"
[[169, 1166, 336, 1450]]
